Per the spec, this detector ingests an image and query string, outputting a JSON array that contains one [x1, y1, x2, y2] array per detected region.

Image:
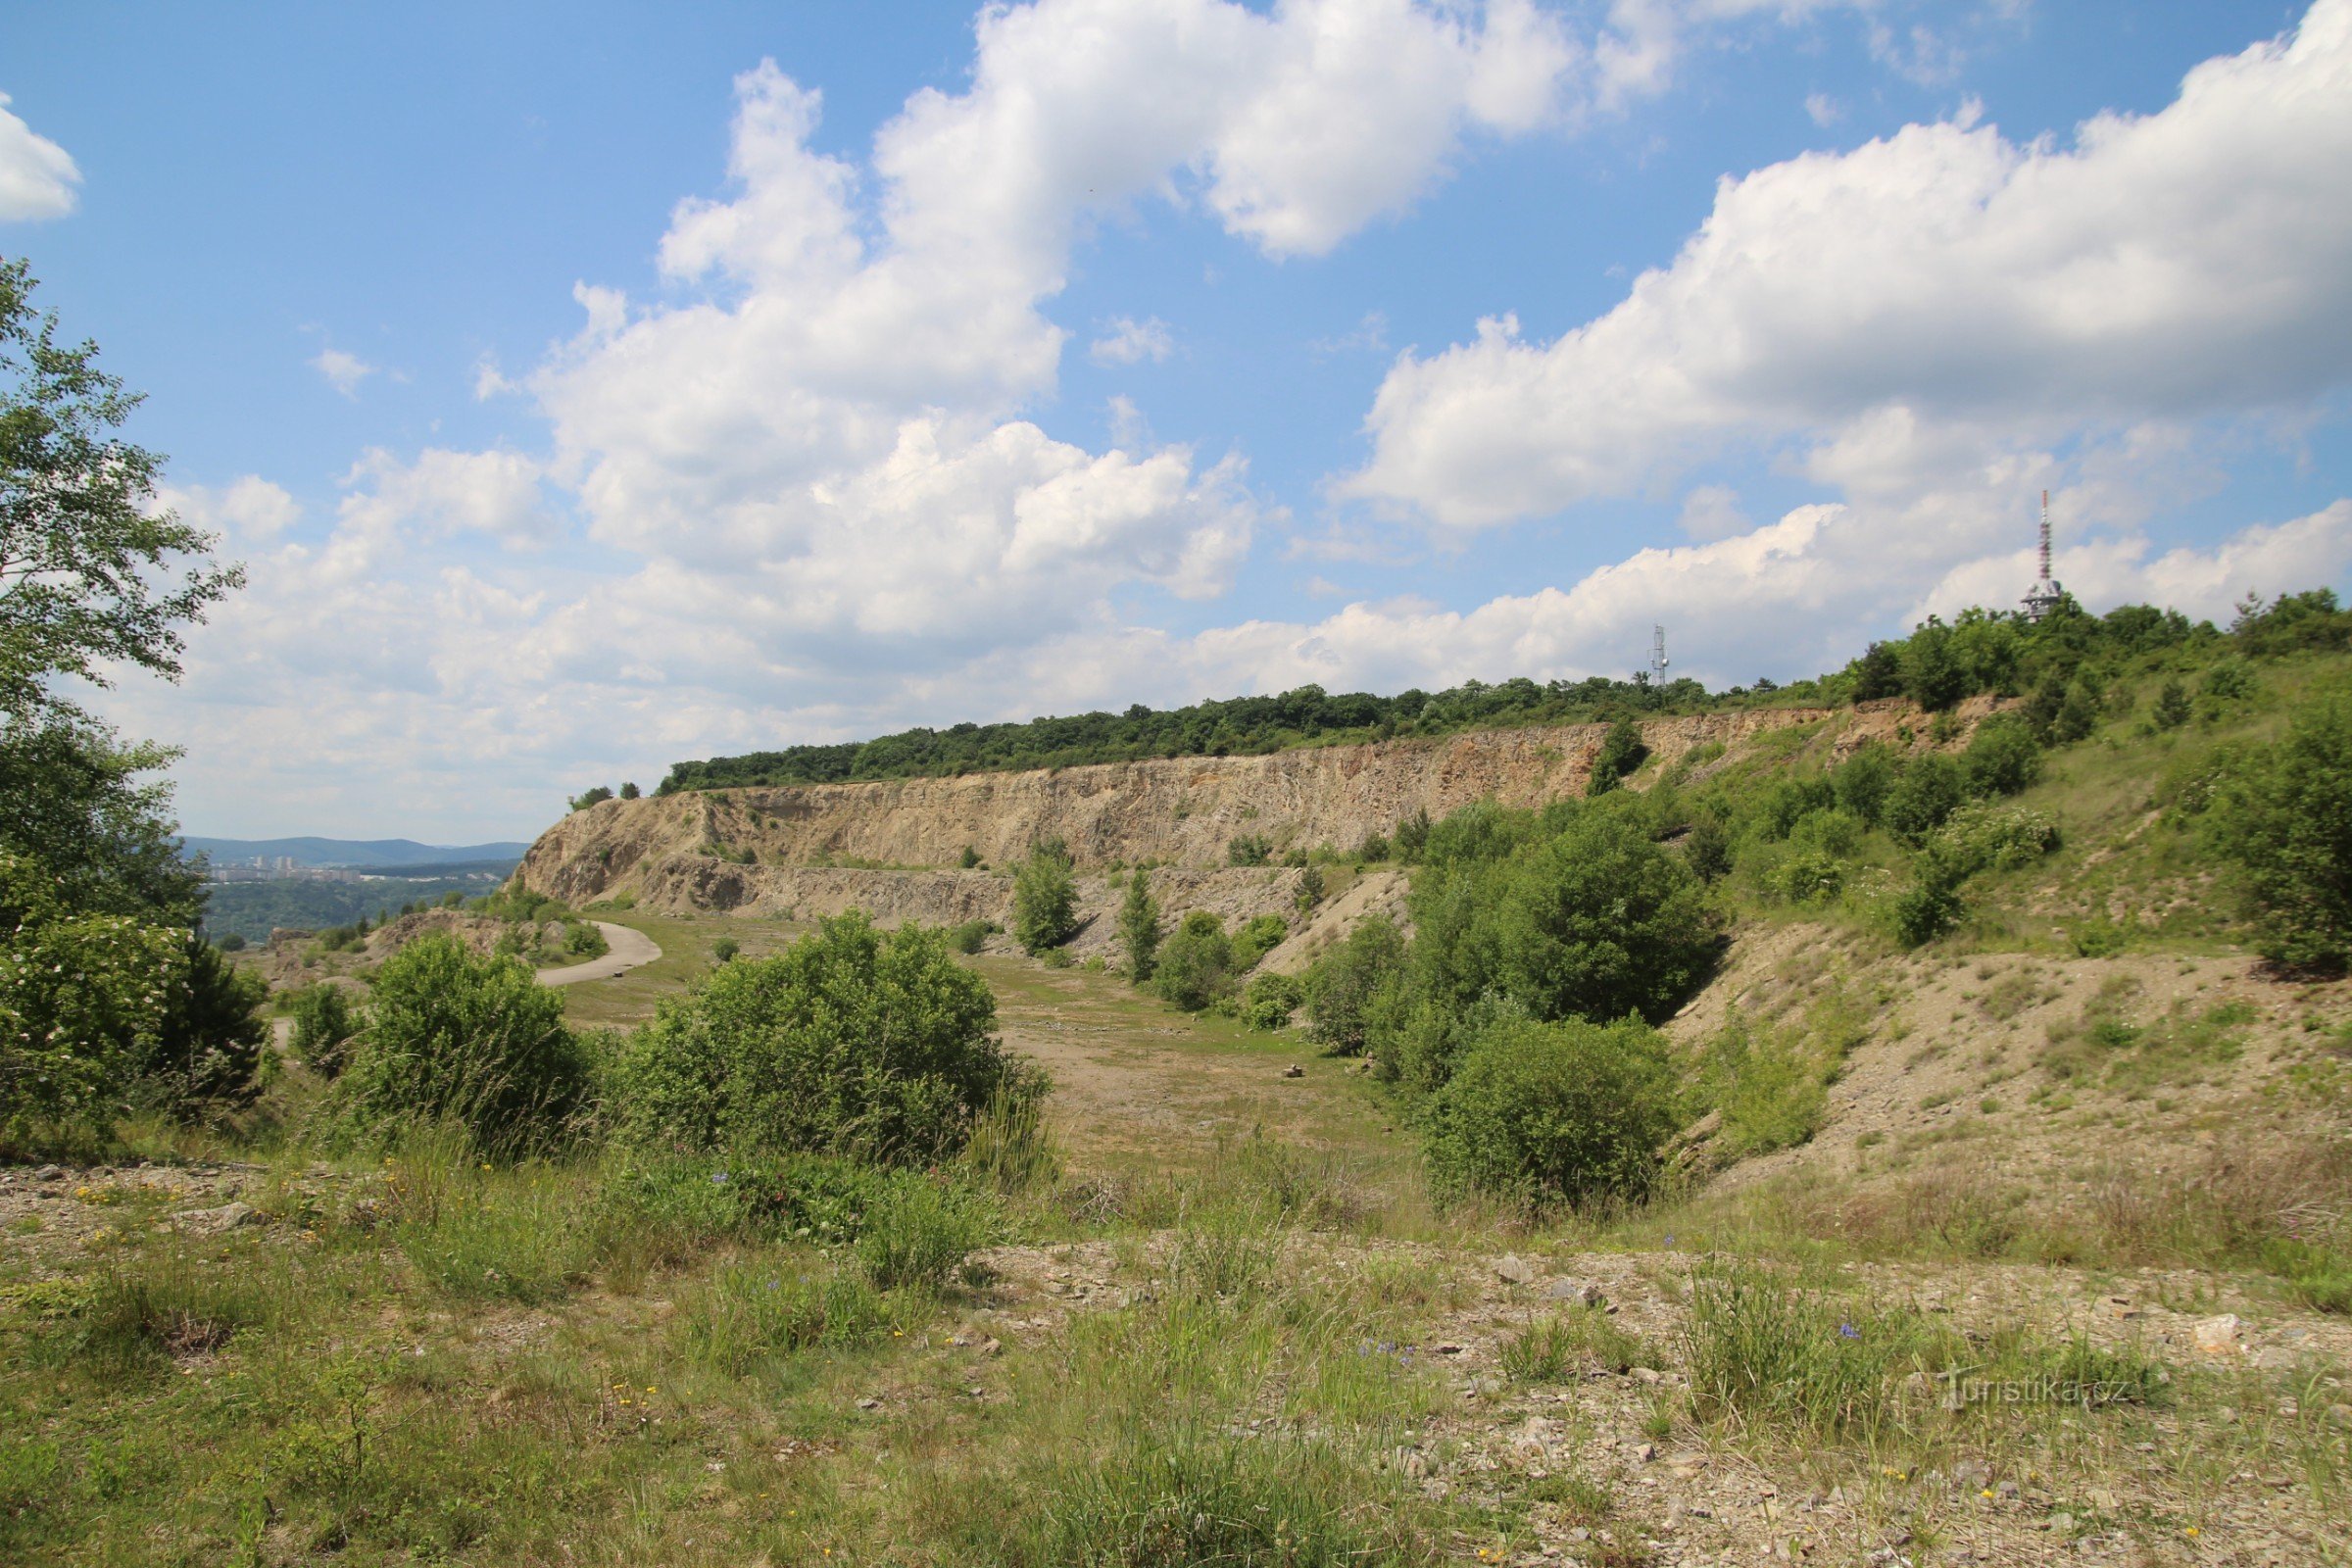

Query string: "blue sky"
[[3, 0, 2347, 841]]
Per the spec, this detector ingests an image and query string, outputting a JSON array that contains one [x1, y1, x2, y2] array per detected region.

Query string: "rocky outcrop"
[[514, 701, 1983, 931]]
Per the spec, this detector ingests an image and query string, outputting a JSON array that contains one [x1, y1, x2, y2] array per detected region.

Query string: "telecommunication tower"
[[1650, 624, 1670, 684], [2021, 490, 2065, 622]]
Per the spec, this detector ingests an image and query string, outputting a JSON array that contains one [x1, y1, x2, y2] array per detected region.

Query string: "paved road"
[[537, 921, 663, 986]]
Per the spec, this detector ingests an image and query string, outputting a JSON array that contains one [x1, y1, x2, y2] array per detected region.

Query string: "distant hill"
[[181, 836, 531, 869]]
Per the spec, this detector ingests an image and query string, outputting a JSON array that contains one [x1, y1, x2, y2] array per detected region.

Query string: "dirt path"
[[968, 956, 1403, 1180], [536, 921, 662, 987]]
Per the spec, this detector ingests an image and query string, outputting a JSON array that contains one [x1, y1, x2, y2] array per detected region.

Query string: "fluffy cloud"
[[311, 347, 376, 398], [1089, 316, 1176, 367], [154, 476, 303, 545], [1345, 0, 2352, 529], [0, 92, 78, 220]]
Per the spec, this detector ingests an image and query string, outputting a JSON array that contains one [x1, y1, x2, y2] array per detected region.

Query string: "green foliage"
[[138, 932, 270, 1116], [1226, 832, 1272, 866], [1899, 619, 1969, 710], [1229, 912, 1288, 970], [681, 1256, 892, 1374], [1302, 915, 1405, 1056], [1152, 911, 1237, 1012], [1681, 813, 1733, 882], [1011, 837, 1079, 955], [1, 260, 242, 722], [1392, 806, 1432, 862], [710, 935, 741, 964], [945, 918, 993, 955], [1891, 849, 1968, 949], [617, 780, 641, 800], [2152, 678, 2192, 730], [1, 717, 200, 924], [1884, 753, 1965, 846], [1830, 743, 1894, 826], [1117, 869, 1162, 981], [2208, 681, 2352, 969], [0, 850, 184, 1138], [567, 785, 613, 812], [958, 844, 983, 868], [332, 934, 590, 1156], [1242, 970, 1304, 1031], [290, 983, 360, 1077], [1682, 1261, 1942, 1440], [1934, 803, 2061, 875], [1586, 718, 1646, 796], [1422, 1014, 1679, 1205], [854, 1174, 992, 1290], [612, 912, 1024, 1163], [1959, 713, 2042, 797]]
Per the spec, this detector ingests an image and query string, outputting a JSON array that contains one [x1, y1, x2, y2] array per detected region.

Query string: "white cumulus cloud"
[[1089, 316, 1176, 366], [1344, 0, 2352, 530], [154, 476, 304, 545], [311, 347, 377, 398], [0, 92, 78, 220]]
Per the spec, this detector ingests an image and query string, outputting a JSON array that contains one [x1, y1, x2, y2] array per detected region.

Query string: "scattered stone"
[[34, 1165, 64, 1182], [1279, 1065, 1304, 1079], [2192, 1314, 2242, 1355], [856, 1397, 882, 1411], [1434, 1342, 1466, 1356], [2327, 1403, 2352, 1430], [1495, 1253, 1536, 1285], [2048, 1512, 2077, 1535], [1546, 1278, 1604, 1306], [1631, 1366, 1663, 1385], [174, 1201, 261, 1236], [978, 1337, 1004, 1356], [1996, 1481, 2020, 1500]]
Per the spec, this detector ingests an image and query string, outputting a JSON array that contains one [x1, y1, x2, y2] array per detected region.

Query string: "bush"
[[1884, 753, 1965, 846], [568, 785, 613, 812], [214, 931, 247, 953], [2209, 682, 2352, 969], [2152, 678, 2192, 730], [1242, 971, 1304, 1031], [1891, 851, 1968, 949], [1421, 1014, 1679, 1204], [1587, 718, 1646, 796], [1226, 833, 1272, 866], [1153, 911, 1236, 1012], [289, 983, 360, 1078], [612, 912, 1025, 1163], [1960, 713, 2042, 797], [1302, 916, 1405, 1055], [332, 934, 591, 1155], [1831, 744, 1894, 825], [1117, 870, 1162, 981], [137, 932, 270, 1116], [1682, 813, 1733, 882], [1229, 912, 1288, 970], [710, 935, 741, 963], [1012, 837, 1079, 955], [1935, 803, 2060, 875], [945, 918, 991, 955]]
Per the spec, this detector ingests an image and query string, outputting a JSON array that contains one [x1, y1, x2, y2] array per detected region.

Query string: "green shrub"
[[1682, 813, 1733, 882], [289, 983, 360, 1077], [2208, 682, 2352, 969], [1960, 713, 2042, 797], [1301, 916, 1405, 1055], [710, 934, 741, 963], [1885, 753, 1965, 845], [1226, 833, 1272, 866], [597, 1149, 897, 1250], [2151, 678, 2192, 730], [1153, 911, 1236, 1012], [1012, 837, 1079, 955], [945, 918, 991, 956], [1242, 970, 1304, 1031], [958, 844, 982, 868], [1229, 912, 1288, 970], [331, 934, 591, 1155], [1682, 1261, 1947, 1439], [611, 912, 1024, 1163], [1422, 1015, 1678, 1204], [1891, 851, 1967, 949], [1587, 718, 1646, 796], [137, 931, 270, 1116], [1934, 802, 2060, 875], [1831, 744, 1895, 825]]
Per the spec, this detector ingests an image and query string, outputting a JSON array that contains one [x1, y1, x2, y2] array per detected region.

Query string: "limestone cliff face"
[[516, 708, 1864, 911]]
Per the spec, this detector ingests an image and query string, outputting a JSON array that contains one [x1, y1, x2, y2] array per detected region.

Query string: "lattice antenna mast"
[[2022, 490, 2065, 622], [1650, 624, 1670, 684]]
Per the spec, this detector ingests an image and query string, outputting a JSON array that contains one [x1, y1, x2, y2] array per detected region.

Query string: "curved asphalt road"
[[536, 921, 662, 986]]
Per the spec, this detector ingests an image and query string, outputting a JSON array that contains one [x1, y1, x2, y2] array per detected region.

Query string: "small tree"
[[618, 780, 642, 800], [2152, 679, 2192, 730], [289, 983, 360, 1078], [1117, 869, 1162, 982], [1830, 743, 1895, 826], [1226, 833, 1272, 866], [1153, 911, 1236, 1011], [2209, 684, 2352, 970], [1884, 754, 1965, 846], [1586, 718, 1646, 796], [1681, 813, 1733, 883], [1959, 713, 2042, 798], [1302, 915, 1406, 1055], [139, 932, 270, 1115], [569, 784, 614, 812], [1011, 836, 1079, 955]]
